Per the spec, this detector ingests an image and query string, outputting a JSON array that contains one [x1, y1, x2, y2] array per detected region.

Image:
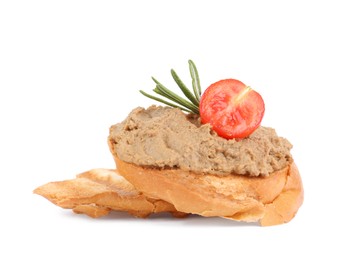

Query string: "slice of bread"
[[34, 168, 185, 218], [114, 158, 304, 226]]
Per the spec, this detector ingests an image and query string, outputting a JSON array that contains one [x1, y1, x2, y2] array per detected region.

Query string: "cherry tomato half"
[[199, 79, 265, 139]]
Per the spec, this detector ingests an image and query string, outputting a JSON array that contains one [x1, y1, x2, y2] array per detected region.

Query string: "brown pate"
[[109, 106, 292, 177]]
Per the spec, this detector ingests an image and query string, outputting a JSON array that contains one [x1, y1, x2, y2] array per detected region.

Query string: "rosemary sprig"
[[139, 90, 192, 113], [188, 60, 201, 101], [140, 60, 202, 114], [170, 69, 199, 106]]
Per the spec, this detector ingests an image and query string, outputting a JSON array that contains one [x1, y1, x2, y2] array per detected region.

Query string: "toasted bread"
[[34, 168, 185, 218], [114, 158, 303, 226]]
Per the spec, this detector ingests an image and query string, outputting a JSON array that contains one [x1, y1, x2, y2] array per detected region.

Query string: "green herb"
[[140, 60, 202, 114]]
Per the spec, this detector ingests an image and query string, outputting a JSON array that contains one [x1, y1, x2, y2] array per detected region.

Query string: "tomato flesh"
[[199, 79, 265, 139]]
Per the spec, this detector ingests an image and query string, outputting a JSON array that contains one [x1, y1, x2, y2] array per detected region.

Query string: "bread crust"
[[34, 168, 184, 218], [114, 158, 303, 226]]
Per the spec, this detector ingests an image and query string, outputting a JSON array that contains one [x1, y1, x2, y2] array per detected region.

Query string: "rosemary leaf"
[[151, 77, 199, 113], [140, 60, 202, 115], [153, 84, 199, 114], [139, 90, 193, 113], [151, 77, 163, 86], [171, 69, 199, 106], [188, 60, 202, 101]]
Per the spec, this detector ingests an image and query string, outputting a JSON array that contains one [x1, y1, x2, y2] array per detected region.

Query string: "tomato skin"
[[199, 79, 265, 139]]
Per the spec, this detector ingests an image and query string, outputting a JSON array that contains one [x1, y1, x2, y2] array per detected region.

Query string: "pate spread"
[[109, 106, 292, 177]]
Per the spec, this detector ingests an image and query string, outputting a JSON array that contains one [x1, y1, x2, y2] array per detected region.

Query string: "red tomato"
[[199, 79, 265, 139]]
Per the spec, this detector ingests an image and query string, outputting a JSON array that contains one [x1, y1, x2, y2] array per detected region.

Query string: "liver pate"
[[109, 106, 292, 177]]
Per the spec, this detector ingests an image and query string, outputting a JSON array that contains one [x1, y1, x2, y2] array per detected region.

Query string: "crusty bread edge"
[[33, 168, 185, 218], [227, 162, 304, 226], [113, 157, 303, 226]]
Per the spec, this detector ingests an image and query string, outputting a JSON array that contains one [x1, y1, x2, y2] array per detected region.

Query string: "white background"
[[1, 0, 354, 259]]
